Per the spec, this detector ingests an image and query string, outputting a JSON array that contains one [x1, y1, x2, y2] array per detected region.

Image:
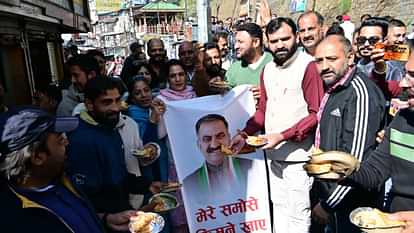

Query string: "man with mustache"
[[66, 78, 163, 233], [339, 48, 414, 222], [311, 35, 386, 233], [184, 114, 252, 202], [191, 43, 227, 97], [230, 17, 324, 233], [357, 18, 404, 82], [147, 38, 167, 88], [225, 23, 273, 102], [297, 11, 325, 57]]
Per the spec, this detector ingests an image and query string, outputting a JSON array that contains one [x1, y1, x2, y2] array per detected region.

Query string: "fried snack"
[[149, 193, 178, 213], [210, 80, 230, 88], [129, 212, 156, 233], [303, 163, 332, 175], [132, 148, 152, 158], [304, 151, 360, 179], [310, 146, 324, 155], [309, 151, 360, 175], [161, 182, 182, 192], [246, 136, 268, 147], [152, 197, 166, 212], [353, 208, 405, 228], [220, 144, 233, 156], [133, 147, 156, 158]]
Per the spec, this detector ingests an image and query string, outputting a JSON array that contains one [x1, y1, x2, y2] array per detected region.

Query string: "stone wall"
[[213, 0, 414, 28]]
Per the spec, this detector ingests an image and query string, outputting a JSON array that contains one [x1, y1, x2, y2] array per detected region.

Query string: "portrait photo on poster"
[[163, 86, 272, 233]]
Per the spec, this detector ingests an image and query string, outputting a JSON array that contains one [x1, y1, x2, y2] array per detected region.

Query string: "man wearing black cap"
[[0, 108, 106, 233]]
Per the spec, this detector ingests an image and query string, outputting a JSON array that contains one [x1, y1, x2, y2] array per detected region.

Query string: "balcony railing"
[[137, 23, 184, 35]]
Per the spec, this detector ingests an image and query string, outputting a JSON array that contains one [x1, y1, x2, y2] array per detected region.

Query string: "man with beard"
[[57, 54, 100, 116], [230, 17, 324, 233], [357, 18, 404, 82], [0, 108, 107, 233], [311, 35, 386, 233], [297, 11, 325, 57], [178, 41, 196, 82], [120, 42, 145, 83], [203, 43, 226, 79], [147, 38, 167, 88], [192, 43, 227, 97], [213, 32, 232, 70], [66, 78, 163, 233], [225, 23, 273, 102], [339, 49, 414, 220]]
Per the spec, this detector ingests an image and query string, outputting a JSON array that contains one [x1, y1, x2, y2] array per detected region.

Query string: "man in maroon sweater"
[[230, 17, 324, 233]]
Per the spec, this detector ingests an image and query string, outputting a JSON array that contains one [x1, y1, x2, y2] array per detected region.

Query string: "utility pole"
[[184, 0, 188, 21], [197, 0, 211, 43], [129, 0, 136, 39]]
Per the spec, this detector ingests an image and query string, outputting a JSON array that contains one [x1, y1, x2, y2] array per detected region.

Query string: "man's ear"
[[252, 38, 261, 49], [347, 52, 355, 66], [31, 151, 47, 166], [85, 98, 94, 112]]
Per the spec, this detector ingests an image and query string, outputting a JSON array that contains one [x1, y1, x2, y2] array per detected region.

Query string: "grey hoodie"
[[56, 85, 84, 116]]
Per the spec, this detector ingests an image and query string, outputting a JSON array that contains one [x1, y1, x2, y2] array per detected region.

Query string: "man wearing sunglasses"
[[357, 18, 404, 82]]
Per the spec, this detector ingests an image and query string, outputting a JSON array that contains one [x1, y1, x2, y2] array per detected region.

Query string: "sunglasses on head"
[[357, 36, 382, 46]]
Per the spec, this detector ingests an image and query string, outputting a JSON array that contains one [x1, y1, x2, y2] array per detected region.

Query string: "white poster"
[[164, 86, 272, 233]]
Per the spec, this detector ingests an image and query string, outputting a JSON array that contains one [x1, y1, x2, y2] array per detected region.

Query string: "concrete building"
[[0, 0, 91, 106]]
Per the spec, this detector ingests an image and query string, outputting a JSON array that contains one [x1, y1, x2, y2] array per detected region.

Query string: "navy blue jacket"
[[0, 177, 105, 233], [66, 114, 150, 214]]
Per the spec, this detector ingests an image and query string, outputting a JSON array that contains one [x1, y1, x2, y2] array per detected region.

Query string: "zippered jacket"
[[343, 109, 414, 211], [317, 68, 386, 212]]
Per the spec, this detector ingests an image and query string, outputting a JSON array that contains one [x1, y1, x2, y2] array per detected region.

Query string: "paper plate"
[[132, 148, 160, 166], [245, 136, 268, 147], [129, 212, 165, 233], [350, 207, 405, 233]]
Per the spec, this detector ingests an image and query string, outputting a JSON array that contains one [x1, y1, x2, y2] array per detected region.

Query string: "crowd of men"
[[0, 10, 414, 233]]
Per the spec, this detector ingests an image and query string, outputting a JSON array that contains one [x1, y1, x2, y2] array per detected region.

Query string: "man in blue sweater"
[[0, 108, 105, 233], [66, 78, 162, 233]]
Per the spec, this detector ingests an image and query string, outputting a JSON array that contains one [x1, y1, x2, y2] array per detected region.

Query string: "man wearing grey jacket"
[[57, 54, 100, 116]]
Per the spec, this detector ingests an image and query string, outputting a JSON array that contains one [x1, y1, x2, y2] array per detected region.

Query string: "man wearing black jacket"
[[342, 49, 414, 212], [312, 35, 386, 232]]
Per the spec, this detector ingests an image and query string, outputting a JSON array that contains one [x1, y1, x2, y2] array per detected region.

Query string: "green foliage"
[[340, 0, 352, 13]]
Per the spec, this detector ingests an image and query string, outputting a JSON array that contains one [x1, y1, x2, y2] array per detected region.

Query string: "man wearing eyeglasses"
[[356, 18, 404, 82]]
